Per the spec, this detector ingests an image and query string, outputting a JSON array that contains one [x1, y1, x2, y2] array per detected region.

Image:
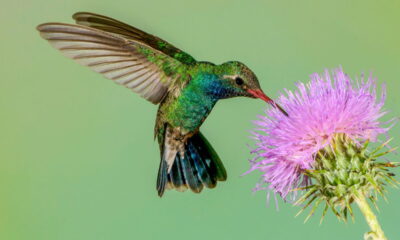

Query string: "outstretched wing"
[[37, 23, 189, 104], [72, 12, 197, 65]]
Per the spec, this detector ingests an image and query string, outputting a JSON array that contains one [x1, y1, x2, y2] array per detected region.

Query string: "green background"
[[1, 0, 399, 239]]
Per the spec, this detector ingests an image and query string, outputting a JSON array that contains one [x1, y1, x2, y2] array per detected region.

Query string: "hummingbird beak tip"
[[247, 89, 289, 117]]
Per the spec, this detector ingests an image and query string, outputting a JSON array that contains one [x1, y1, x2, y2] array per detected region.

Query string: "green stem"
[[355, 194, 387, 240]]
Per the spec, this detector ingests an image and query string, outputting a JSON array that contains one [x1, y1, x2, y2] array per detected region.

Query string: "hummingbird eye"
[[235, 77, 244, 86]]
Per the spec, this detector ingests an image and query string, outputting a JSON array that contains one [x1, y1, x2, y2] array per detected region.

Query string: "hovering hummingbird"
[[37, 12, 287, 197]]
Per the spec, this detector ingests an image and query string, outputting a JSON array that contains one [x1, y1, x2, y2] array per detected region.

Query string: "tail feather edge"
[[156, 132, 226, 197]]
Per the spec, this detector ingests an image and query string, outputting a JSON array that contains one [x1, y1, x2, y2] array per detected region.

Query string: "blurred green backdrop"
[[1, 0, 399, 239]]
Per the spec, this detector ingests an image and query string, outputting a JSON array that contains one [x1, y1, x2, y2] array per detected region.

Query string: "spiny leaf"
[[345, 200, 355, 222], [304, 198, 323, 223], [369, 138, 393, 156], [369, 196, 379, 212], [296, 195, 318, 217], [362, 139, 370, 150], [379, 173, 398, 188], [341, 206, 348, 223], [294, 187, 317, 205], [372, 147, 398, 159], [365, 175, 383, 196], [319, 204, 330, 224], [327, 201, 342, 221], [291, 185, 314, 192]]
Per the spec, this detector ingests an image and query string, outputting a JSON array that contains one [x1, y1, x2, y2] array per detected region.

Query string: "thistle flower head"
[[249, 67, 397, 220]]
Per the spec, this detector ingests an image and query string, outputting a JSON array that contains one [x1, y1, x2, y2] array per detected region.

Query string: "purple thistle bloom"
[[249, 67, 391, 200]]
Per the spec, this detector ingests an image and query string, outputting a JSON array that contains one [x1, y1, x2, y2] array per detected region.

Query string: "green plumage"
[[37, 12, 276, 197]]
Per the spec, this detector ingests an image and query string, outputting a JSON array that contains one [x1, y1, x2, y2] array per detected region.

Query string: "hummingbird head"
[[217, 61, 288, 116]]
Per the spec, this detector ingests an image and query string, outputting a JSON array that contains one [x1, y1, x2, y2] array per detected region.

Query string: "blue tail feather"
[[156, 132, 227, 197], [183, 151, 203, 193], [170, 154, 185, 189], [187, 141, 215, 188]]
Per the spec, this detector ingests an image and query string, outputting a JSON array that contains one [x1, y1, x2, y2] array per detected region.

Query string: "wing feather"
[[72, 12, 197, 65], [37, 23, 185, 104]]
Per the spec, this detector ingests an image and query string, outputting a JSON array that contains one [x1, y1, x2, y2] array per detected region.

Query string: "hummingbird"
[[37, 12, 287, 197]]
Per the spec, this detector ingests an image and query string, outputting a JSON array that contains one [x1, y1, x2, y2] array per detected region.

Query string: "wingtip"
[[36, 22, 70, 32], [72, 11, 102, 20], [72, 11, 88, 20], [36, 23, 47, 31]]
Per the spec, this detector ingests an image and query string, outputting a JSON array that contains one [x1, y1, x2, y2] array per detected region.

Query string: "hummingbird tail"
[[157, 132, 227, 197]]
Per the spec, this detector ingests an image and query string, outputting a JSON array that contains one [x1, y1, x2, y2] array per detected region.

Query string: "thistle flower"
[[248, 68, 398, 240]]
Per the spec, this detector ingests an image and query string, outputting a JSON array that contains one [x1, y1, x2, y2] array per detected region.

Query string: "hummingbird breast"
[[163, 89, 217, 133], [159, 73, 220, 133]]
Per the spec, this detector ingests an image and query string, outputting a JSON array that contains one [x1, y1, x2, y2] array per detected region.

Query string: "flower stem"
[[355, 194, 387, 240]]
